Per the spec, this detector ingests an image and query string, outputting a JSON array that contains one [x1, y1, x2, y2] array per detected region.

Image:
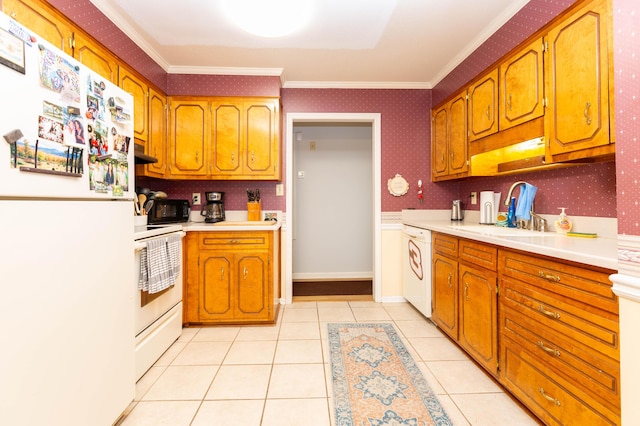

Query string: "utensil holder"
[[134, 215, 148, 227], [247, 201, 261, 221]]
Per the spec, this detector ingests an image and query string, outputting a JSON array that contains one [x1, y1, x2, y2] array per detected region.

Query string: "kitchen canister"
[[247, 200, 262, 221]]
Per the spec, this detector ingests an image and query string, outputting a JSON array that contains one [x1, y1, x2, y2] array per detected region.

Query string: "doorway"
[[292, 123, 373, 298], [284, 113, 382, 304]]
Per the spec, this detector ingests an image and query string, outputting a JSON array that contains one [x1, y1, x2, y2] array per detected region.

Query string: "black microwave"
[[148, 199, 190, 224]]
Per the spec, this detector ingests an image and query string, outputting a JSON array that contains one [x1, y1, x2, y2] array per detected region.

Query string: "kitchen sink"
[[452, 225, 557, 237]]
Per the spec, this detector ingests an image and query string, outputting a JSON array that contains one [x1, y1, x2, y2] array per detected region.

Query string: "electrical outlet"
[[470, 192, 477, 205], [192, 192, 201, 205]]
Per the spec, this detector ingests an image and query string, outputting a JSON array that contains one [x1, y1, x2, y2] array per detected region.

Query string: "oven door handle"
[[134, 231, 186, 252]]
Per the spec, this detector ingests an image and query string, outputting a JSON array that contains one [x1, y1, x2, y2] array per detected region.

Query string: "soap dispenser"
[[507, 197, 517, 228], [555, 207, 572, 234]]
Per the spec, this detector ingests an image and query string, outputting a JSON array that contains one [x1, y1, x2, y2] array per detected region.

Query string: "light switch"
[[275, 184, 284, 196], [297, 171, 305, 179]]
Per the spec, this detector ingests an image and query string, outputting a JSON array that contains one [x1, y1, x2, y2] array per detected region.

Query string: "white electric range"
[[134, 223, 185, 381]]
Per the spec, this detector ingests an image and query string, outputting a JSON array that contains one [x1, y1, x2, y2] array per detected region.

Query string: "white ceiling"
[[89, 0, 530, 88]]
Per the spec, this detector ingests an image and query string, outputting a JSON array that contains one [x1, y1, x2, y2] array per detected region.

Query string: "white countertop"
[[403, 214, 618, 271], [183, 220, 282, 232]]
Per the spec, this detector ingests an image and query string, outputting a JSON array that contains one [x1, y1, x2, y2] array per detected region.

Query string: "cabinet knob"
[[486, 105, 491, 120], [507, 93, 513, 111], [447, 273, 453, 288], [243, 266, 248, 280], [464, 282, 470, 301]]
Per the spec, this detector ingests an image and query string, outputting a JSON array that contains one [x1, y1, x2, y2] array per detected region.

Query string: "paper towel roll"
[[480, 191, 496, 224]]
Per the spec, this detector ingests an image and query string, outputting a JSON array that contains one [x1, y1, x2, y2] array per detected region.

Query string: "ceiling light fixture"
[[220, 0, 314, 38]]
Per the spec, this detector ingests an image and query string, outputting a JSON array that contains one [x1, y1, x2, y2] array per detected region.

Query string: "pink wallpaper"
[[47, 0, 167, 90], [613, 0, 640, 236], [432, 0, 575, 105], [167, 74, 281, 97]]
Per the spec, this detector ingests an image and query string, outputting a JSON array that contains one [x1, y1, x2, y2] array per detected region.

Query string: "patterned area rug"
[[329, 323, 453, 426]]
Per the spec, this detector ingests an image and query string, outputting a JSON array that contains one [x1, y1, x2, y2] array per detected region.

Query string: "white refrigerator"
[[0, 12, 135, 425]]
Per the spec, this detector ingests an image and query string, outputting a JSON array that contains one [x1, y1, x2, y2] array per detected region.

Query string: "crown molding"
[[89, 0, 170, 71], [282, 81, 431, 89]]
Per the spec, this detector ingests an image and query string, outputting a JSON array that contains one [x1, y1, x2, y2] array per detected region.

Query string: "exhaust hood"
[[134, 143, 158, 164]]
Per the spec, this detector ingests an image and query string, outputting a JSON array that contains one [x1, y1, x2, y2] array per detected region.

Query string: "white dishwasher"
[[402, 225, 432, 317]]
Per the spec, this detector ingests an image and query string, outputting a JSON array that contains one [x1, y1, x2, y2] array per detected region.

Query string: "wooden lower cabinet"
[[431, 234, 620, 425], [499, 249, 620, 425], [431, 234, 498, 376], [184, 230, 279, 324]]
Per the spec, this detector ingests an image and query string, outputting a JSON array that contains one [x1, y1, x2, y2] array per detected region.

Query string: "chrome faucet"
[[504, 181, 546, 232]]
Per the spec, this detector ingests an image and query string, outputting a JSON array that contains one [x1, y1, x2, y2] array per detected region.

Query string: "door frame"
[[284, 112, 382, 304]]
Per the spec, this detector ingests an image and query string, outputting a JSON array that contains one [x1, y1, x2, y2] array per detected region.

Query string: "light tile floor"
[[118, 301, 540, 426]]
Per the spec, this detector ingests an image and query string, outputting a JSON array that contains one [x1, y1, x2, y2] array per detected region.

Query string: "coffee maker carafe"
[[200, 191, 225, 223]]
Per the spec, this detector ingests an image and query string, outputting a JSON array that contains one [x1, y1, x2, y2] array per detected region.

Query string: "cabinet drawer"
[[501, 277, 619, 360], [499, 249, 617, 314], [502, 342, 619, 426], [501, 303, 619, 411], [198, 232, 270, 250], [459, 239, 497, 271], [432, 232, 458, 258]]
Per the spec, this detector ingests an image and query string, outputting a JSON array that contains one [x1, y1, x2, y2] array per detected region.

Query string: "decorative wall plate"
[[387, 174, 409, 196]]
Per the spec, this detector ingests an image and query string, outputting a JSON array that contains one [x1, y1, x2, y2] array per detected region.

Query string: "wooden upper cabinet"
[[2, 0, 72, 54], [167, 99, 210, 178], [431, 91, 467, 181], [545, 0, 612, 158], [119, 68, 149, 143], [467, 68, 499, 141], [211, 102, 242, 175], [499, 38, 545, 131], [144, 87, 167, 177], [244, 100, 279, 177], [431, 107, 448, 177], [211, 98, 280, 180], [73, 31, 118, 84]]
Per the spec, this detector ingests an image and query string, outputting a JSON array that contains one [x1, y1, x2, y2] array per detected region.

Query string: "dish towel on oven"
[[138, 234, 181, 294]]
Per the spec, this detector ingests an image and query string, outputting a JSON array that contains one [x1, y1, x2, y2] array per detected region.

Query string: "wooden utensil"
[[138, 193, 147, 214]]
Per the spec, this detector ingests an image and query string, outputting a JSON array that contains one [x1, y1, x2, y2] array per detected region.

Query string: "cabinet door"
[[499, 38, 544, 131], [459, 263, 498, 375], [198, 254, 233, 320], [168, 100, 209, 177], [545, 0, 611, 156], [119, 68, 149, 143], [144, 87, 167, 177], [468, 69, 499, 141], [432, 253, 458, 339], [244, 100, 279, 178], [431, 106, 448, 178], [73, 31, 118, 84], [235, 253, 271, 320], [448, 94, 468, 175], [211, 102, 242, 175], [3, 0, 72, 54]]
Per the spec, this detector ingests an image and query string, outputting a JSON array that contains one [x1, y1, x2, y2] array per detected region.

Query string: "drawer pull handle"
[[486, 105, 491, 120], [464, 282, 470, 301], [538, 341, 561, 357], [538, 305, 561, 319], [538, 271, 561, 282], [584, 101, 592, 125], [243, 266, 248, 280], [220, 266, 225, 280], [447, 273, 453, 288], [539, 387, 561, 406]]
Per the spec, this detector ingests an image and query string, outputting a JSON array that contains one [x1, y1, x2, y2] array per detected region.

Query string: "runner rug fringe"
[[328, 323, 453, 425]]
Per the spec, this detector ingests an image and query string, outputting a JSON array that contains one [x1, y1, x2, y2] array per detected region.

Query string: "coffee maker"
[[200, 191, 225, 223]]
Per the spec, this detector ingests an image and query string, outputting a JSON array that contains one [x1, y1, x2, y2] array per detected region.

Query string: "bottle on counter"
[[555, 207, 573, 234], [507, 197, 517, 228]]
